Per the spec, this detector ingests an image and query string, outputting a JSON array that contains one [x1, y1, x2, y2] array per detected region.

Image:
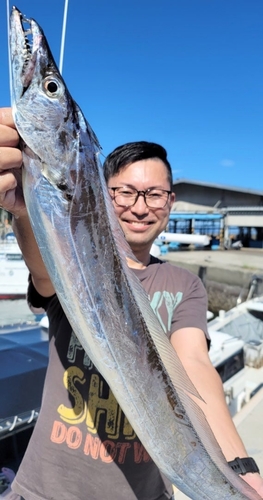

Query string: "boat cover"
[[0, 323, 48, 439]]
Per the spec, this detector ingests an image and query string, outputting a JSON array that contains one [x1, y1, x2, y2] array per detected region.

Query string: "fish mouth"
[[15, 10, 33, 66], [10, 7, 42, 98]]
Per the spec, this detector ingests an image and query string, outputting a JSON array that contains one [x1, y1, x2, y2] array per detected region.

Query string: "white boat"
[[0, 233, 28, 299], [151, 232, 210, 257], [208, 330, 251, 416], [208, 286, 263, 416], [209, 294, 263, 367], [157, 231, 210, 246]]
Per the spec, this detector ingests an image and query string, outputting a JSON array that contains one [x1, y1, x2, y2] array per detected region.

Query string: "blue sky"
[[1, 0, 263, 191]]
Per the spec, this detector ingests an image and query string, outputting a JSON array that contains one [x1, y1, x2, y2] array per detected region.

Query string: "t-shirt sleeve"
[[27, 274, 55, 312], [171, 271, 210, 346]]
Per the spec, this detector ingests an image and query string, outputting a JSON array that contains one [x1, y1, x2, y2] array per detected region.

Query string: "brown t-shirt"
[[12, 259, 208, 500]]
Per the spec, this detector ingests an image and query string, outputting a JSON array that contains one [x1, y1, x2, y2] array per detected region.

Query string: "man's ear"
[[170, 191, 175, 208]]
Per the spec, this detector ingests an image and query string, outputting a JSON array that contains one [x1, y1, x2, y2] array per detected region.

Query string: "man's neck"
[[126, 250, 151, 269]]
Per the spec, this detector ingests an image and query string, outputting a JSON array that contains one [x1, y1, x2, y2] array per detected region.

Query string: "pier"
[[161, 247, 263, 314]]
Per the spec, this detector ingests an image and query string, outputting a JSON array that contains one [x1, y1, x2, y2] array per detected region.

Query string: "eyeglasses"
[[108, 186, 172, 208]]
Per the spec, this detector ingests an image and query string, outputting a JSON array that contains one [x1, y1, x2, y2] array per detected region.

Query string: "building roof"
[[172, 200, 218, 213], [173, 178, 263, 197]]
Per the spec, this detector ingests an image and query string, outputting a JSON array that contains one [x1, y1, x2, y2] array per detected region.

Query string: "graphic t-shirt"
[[12, 259, 209, 500]]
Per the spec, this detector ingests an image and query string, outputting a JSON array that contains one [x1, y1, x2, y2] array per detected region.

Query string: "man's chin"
[[121, 226, 160, 249], [126, 236, 154, 252]]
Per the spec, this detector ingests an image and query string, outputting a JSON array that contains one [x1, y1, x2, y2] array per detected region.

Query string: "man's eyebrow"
[[109, 184, 168, 190]]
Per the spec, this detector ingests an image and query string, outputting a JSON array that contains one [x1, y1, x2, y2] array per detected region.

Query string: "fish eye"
[[43, 77, 61, 97]]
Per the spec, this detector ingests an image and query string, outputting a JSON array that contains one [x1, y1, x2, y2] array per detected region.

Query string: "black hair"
[[103, 141, 173, 188]]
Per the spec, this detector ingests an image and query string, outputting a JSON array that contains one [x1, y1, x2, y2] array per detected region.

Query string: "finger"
[[0, 147, 22, 170], [0, 171, 18, 193], [0, 187, 17, 212], [0, 124, 20, 147], [0, 170, 25, 215], [0, 171, 18, 210], [0, 108, 15, 128]]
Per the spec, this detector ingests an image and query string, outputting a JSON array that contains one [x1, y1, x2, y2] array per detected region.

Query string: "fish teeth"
[[24, 28, 32, 36], [22, 33, 32, 65]]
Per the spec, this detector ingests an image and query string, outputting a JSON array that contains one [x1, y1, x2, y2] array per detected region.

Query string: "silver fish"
[[9, 7, 261, 499]]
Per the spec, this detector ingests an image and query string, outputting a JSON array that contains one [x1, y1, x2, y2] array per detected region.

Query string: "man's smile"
[[122, 219, 154, 229], [128, 221, 152, 225]]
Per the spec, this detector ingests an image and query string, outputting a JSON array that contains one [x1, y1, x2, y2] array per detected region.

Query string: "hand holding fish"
[[0, 106, 55, 296], [0, 107, 25, 216]]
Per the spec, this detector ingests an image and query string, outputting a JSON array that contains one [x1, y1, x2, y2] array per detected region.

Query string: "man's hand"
[[0, 107, 25, 216], [0, 107, 54, 297]]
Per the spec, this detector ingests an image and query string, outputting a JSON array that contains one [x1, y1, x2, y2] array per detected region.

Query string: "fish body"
[[9, 7, 261, 499]]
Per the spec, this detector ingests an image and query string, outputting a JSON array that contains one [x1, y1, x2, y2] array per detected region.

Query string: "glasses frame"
[[109, 187, 172, 209]]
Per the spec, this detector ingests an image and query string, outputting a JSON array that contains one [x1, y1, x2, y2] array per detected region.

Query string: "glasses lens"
[[145, 189, 169, 208], [114, 188, 137, 207]]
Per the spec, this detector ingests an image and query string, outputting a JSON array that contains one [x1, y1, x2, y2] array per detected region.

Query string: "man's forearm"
[[185, 359, 248, 459], [184, 357, 263, 495]]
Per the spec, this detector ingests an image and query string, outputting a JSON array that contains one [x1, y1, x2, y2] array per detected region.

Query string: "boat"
[[208, 329, 251, 416], [0, 233, 28, 299], [209, 284, 263, 368], [0, 319, 48, 482], [157, 231, 210, 247], [208, 277, 263, 415], [0, 321, 49, 435], [151, 231, 210, 257]]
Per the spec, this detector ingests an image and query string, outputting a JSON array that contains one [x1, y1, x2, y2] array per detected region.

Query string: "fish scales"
[[9, 7, 261, 500]]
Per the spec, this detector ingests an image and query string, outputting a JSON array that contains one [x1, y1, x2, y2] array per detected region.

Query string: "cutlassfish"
[[9, 7, 261, 499]]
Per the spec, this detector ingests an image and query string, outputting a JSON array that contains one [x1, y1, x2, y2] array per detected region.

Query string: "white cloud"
[[220, 159, 235, 168]]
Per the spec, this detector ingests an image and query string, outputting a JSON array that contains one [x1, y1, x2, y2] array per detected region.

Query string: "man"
[[0, 107, 262, 499]]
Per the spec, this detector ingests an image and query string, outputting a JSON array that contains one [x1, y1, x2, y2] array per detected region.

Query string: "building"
[[171, 180, 263, 248]]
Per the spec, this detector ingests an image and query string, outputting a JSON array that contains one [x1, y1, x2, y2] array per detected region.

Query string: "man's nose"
[[131, 193, 149, 213]]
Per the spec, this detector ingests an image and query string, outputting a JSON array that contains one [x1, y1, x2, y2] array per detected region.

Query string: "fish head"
[[9, 6, 99, 190]]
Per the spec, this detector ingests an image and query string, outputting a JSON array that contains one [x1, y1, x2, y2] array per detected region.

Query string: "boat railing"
[[0, 409, 39, 440]]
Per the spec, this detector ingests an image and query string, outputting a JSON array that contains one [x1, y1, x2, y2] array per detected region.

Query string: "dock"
[[161, 247, 263, 288], [234, 387, 263, 473], [161, 247, 263, 313], [172, 389, 263, 499]]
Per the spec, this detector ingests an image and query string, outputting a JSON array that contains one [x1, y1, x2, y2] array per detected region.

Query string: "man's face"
[[108, 159, 175, 254]]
